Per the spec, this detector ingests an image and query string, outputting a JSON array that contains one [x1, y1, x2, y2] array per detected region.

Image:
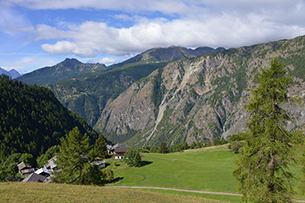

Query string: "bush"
[[104, 168, 114, 183], [124, 149, 141, 167], [229, 141, 244, 154], [228, 132, 243, 142]]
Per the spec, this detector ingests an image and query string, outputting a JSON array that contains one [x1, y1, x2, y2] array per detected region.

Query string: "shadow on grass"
[[112, 177, 124, 185], [140, 161, 153, 167]]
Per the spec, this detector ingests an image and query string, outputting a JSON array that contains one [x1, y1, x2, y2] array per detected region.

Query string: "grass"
[[0, 182, 228, 203], [109, 145, 239, 193], [2, 145, 305, 203], [107, 144, 305, 202]]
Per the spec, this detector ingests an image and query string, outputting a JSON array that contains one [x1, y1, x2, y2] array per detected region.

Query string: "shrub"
[[124, 149, 141, 167], [229, 141, 244, 154], [104, 168, 114, 183]]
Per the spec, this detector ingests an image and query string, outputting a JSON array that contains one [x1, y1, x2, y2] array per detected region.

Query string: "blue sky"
[[1, 0, 305, 74]]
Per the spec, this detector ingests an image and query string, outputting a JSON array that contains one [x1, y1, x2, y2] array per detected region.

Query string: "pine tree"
[[233, 58, 301, 202], [93, 133, 107, 159], [53, 127, 103, 185], [158, 141, 169, 153]]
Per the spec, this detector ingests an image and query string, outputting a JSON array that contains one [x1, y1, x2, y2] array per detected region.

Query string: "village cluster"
[[18, 143, 128, 183]]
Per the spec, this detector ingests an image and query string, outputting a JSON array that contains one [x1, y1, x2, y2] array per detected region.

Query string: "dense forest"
[[0, 75, 98, 162]]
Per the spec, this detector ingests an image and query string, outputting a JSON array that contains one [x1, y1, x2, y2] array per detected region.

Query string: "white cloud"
[[4, 0, 191, 14], [89, 57, 121, 64], [4, 0, 305, 59], [0, 5, 33, 35], [37, 11, 305, 58], [0, 54, 57, 73]]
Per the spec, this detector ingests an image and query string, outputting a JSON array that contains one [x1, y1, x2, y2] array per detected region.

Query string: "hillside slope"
[[109, 46, 225, 69], [48, 46, 224, 127], [17, 58, 109, 86], [94, 35, 305, 147], [0, 67, 21, 79], [0, 75, 97, 162]]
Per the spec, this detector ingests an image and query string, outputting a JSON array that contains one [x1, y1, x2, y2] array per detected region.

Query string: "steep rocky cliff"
[[95, 36, 305, 147], [47, 46, 223, 127]]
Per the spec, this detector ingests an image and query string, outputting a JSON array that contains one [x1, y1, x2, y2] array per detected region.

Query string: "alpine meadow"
[[2, 2, 305, 201]]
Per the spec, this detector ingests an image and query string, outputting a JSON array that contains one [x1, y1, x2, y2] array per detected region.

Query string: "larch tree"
[[233, 58, 302, 202], [92, 133, 108, 159], [158, 141, 169, 153], [53, 127, 103, 185]]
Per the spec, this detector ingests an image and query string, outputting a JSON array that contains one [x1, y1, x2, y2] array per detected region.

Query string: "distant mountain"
[[0, 67, 21, 79], [8, 69, 21, 79], [47, 46, 224, 127], [0, 75, 98, 162], [91, 35, 305, 147], [110, 46, 225, 69], [18, 58, 109, 86]]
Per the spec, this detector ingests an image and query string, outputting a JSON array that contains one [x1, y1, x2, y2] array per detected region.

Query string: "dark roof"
[[22, 173, 47, 183], [115, 147, 128, 153]]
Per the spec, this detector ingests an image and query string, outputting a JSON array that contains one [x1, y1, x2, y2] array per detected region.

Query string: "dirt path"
[[110, 186, 305, 202]]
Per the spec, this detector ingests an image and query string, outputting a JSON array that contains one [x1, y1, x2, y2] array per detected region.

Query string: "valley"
[[20, 35, 305, 149]]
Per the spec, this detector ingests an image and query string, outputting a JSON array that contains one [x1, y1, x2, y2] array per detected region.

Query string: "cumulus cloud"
[[5, 0, 305, 58], [38, 13, 305, 57]]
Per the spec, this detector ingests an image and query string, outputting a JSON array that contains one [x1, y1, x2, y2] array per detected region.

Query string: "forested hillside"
[[21, 46, 223, 127], [48, 62, 168, 126], [0, 75, 97, 162]]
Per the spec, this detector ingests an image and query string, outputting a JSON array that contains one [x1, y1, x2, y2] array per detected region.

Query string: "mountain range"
[[16, 38, 305, 147], [0, 67, 21, 79], [19, 46, 224, 127]]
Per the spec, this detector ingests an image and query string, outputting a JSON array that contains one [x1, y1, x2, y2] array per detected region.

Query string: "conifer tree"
[[53, 127, 103, 185], [93, 133, 108, 159], [158, 141, 169, 153], [233, 58, 301, 202]]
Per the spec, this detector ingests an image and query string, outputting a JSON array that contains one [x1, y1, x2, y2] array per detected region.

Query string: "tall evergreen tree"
[[93, 133, 108, 159], [53, 127, 103, 185], [233, 58, 301, 202], [158, 141, 169, 153]]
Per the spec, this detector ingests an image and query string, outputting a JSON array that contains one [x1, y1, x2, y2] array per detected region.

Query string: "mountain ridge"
[[45, 46, 224, 127], [18, 58, 109, 86], [0, 67, 21, 79], [93, 35, 305, 147]]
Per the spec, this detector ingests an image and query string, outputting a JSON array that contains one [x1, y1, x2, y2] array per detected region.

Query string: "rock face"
[[47, 46, 223, 128], [95, 35, 305, 147]]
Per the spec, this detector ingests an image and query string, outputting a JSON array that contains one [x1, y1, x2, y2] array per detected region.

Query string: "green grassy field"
[[107, 144, 305, 202], [0, 182, 228, 203], [109, 145, 238, 193], [1, 145, 305, 203]]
